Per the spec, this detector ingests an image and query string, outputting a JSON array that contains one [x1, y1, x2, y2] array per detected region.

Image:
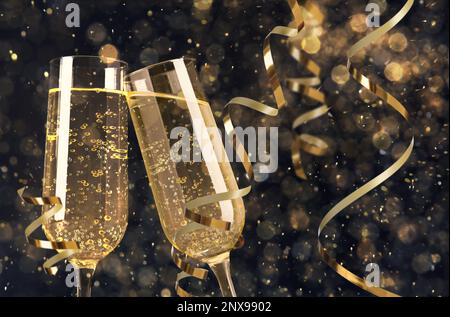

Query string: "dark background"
[[0, 0, 448, 297]]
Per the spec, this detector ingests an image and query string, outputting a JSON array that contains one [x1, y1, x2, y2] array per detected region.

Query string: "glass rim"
[[126, 56, 196, 78], [49, 55, 128, 68]]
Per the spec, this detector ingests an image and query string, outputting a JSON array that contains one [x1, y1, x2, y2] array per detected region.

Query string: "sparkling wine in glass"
[[43, 56, 128, 296], [127, 57, 245, 296]]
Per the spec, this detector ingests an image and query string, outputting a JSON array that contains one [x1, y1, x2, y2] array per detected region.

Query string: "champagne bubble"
[[161, 288, 171, 297], [397, 222, 418, 244], [289, 207, 310, 231], [411, 56, 431, 76], [412, 253, 433, 274], [256, 221, 276, 240], [152, 36, 172, 55], [349, 14, 367, 33], [0, 222, 13, 241], [384, 62, 404, 82], [263, 243, 282, 261], [431, 254, 441, 264], [356, 239, 377, 261], [388, 32, 408, 52], [331, 65, 350, 85], [380, 116, 400, 136], [291, 240, 312, 262], [301, 35, 321, 54], [354, 112, 375, 131], [428, 75, 444, 93], [372, 130, 392, 150], [206, 43, 225, 64], [132, 20, 153, 42], [359, 88, 377, 103], [137, 267, 157, 287], [139, 47, 159, 66], [194, 0, 213, 10], [86, 23, 107, 45], [200, 63, 219, 84], [99, 44, 119, 63]]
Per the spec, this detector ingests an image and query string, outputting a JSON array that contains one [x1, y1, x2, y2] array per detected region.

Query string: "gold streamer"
[[171, 246, 209, 297], [285, 5, 332, 180], [184, 186, 252, 231], [17, 187, 80, 275], [153, 0, 414, 297], [317, 0, 415, 297]]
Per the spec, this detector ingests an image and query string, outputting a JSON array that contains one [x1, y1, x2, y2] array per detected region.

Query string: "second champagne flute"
[[126, 57, 245, 296]]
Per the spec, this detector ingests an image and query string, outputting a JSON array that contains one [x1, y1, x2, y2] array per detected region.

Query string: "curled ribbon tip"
[[318, 0, 415, 297], [171, 246, 209, 297], [173, 153, 252, 296], [17, 187, 80, 275]]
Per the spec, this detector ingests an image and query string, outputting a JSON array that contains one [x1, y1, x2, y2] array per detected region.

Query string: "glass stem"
[[208, 252, 237, 297], [76, 267, 95, 297]]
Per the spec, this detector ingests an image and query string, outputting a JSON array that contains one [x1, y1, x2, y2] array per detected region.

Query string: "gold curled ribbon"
[[17, 187, 80, 275], [184, 186, 252, 231], [221, 0, 308, 182], [286, 20, 332, 179], [173, 0, 305, 297], [283, 1, 332, 180], [171, 246, 209, 297], [317, 0, 415, 297]]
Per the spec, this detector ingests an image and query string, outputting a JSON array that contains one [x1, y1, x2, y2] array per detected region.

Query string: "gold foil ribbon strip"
[[286, 12, 332, 179], [17, 187, 80, 275], [184, 186, 252, 231], [221, 0, 305, 182], [317, 0, 415, 297], [171, 246, 209, 297]]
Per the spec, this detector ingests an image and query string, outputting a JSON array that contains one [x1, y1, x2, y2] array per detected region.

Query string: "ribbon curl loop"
[[17, 187, 80, 275], [317, 0, 415, 297]]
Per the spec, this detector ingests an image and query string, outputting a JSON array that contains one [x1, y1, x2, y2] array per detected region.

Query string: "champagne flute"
[[43, 56, 128, 297], [126, 57, 245, 297]]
